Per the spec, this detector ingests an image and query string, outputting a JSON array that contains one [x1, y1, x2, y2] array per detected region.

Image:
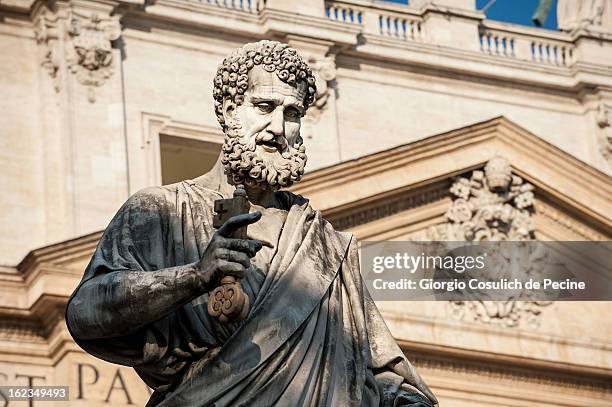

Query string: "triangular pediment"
[[292, 116, 612, 241]]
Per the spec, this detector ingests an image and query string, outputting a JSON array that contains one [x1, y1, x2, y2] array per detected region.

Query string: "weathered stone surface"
[[64, 40, 437, 406]]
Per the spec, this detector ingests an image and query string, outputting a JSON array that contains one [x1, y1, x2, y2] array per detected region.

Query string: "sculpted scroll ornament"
[[66, 11, 121, 102], [34, 10, 60, 91], [596, 102, 612, 163], [427, 156, 552, 328], [302, 57, 336, 139], [310, 57, 336, 116]]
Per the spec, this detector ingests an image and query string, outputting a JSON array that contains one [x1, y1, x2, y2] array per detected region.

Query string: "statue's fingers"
[[217, 211, 262, 237], [216, 260, 245, 280], [224, 250, 251, 268], [222, 238, 263, 257]]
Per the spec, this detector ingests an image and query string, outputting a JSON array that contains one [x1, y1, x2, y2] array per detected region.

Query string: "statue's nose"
[[267, 109, 284, 136]]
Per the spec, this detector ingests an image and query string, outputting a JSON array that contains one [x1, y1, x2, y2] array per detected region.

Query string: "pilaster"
[[32, 0, 129, 242], [587, 87, 612, 168]]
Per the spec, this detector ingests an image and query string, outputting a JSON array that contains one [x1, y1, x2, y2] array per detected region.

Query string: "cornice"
[[131, 0, 360, 49], [295, 120, 494, 197], [572, 26, 612, 42], [0, 294, 67, 348], [317, 173, 610, 242], [400, 339, 612, 394], [0, 0, 36, 14], [133, 1, 612, 94], [0, 319, 46, 343], [352, 35, 612, 95], [16, 231, 101, 280], [260, 9, 360, 47], [534, 198, 609, 241], [0, 233, 100, 330], [15, 0, 603, 96]]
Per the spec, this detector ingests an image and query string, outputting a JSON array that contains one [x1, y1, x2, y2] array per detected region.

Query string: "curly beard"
[[221, 117, 307, 191]]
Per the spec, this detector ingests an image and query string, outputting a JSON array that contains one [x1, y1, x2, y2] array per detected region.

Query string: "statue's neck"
[[244, 185, 278, 208]]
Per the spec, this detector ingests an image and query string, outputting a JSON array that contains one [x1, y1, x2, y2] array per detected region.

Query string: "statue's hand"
[[196, 211, 262, 292]]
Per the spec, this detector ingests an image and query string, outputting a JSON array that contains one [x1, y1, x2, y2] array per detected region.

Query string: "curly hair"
[[213, 40, 317, 130]]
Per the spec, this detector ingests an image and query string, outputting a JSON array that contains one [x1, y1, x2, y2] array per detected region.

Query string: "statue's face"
[[233, 65, 305, 153], [221, 65, 308, 191]]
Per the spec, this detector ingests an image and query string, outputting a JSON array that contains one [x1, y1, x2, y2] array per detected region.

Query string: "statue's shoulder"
[[277, 190, 309, 208], [124, 181, 221, 217], [127, 184, 176, 206], [124, 181, 204, 214]]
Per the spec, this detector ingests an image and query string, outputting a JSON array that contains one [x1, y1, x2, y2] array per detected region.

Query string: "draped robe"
[[557, 0, 612, 31], [66, 178, 437, 407]]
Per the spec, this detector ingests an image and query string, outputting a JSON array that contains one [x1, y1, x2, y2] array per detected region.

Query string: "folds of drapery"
[[66, 180, 437, 407]]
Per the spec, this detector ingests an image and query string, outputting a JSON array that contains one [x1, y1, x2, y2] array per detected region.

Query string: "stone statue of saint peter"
[[66, 40, 437, 407]]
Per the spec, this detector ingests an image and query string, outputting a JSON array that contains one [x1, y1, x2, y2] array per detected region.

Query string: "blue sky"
[[385, 0, 559, 30]]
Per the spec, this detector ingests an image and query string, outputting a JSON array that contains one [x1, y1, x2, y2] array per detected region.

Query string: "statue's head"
[[213, 40, 317, 191], [484, 155, 512, 192]]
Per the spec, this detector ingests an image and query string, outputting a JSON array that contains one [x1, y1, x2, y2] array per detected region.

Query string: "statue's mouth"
[[258, 138, 284, 153]]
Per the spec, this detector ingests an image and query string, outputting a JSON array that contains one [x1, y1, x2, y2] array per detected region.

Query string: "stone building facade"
[[1, 0, 611, 406]]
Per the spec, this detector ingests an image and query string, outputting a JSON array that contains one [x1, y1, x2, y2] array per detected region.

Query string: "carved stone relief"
[[309, 56, 336, 118], [449, 298, 553, 329], [34, 9, 61, 91], [302, 56, 336, 139], [427, 155, 535, 241], [34, 6, 121, 102], [66, 10, 121, 102], [426, 155, 552, 329], [596, 102, 612, 163]]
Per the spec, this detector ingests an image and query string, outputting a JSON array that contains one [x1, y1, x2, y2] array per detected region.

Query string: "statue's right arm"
[[67, 262, 204, 340], [66, 210, 262, 341]]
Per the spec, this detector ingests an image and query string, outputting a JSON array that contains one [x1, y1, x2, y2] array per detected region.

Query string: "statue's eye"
[[255, 102, 275, 113], [284, 107, 301, 120]]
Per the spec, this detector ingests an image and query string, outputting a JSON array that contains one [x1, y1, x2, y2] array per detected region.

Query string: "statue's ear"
[[223, 99, 237, 120]]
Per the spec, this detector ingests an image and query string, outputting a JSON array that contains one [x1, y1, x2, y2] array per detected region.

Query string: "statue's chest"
[[246, 207, 288, 274]]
